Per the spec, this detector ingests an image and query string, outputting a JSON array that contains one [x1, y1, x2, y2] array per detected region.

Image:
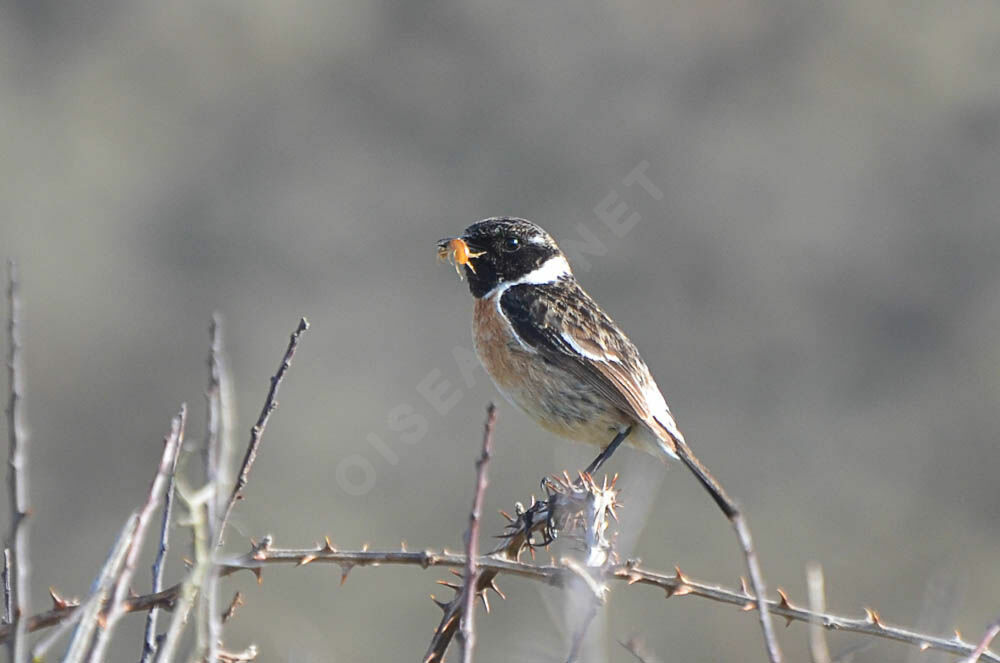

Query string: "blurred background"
[[2, 1, 1000, 661]]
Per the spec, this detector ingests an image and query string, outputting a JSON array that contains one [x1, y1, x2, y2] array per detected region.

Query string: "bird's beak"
[[437, 236, 486, 277]]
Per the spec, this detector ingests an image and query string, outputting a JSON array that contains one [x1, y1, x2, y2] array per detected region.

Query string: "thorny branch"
[[964, 619, 1000, 663], [5, 260, 30, 663], [86, 406, 188, 663], [0, 287, 993, 662], [140, 408, 188, 663], [203, 315, 235, 663], [807, 561, 832, 663], [564, 473, 618, 663], [457, 404, 496, 663], [62, 513, 139, 663], [669, 433, 783, 663], [217, 317, 310, 545], [3, 540, 995, 662]]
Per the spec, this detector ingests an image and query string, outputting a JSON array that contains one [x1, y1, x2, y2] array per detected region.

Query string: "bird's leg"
[[583, 426, 631, 477]]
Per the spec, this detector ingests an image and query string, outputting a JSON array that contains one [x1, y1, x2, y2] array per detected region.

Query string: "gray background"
[[2, 1, 999, 661]]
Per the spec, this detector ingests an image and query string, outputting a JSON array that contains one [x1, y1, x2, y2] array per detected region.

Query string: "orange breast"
[[472, 293, 634, 446]]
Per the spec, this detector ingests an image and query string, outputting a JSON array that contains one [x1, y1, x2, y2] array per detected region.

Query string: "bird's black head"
[[438, 217, 570, 298]]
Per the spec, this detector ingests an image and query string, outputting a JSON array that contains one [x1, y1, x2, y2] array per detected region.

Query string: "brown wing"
[[500, 280, 682, 449]]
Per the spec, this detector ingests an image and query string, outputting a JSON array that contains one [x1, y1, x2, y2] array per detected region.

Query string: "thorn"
[[626, 573, 642, 585], [297, 554, 317, 567], [776, 588, 794, 626], [430, 594, 449, 611], [322, 536, 336, 552], [222, 591, 245, 623], [954, 629, 964, 642], [49, 587, 73, 610], [441, 614, 458, 632], [436, 580, 461, 591], [919, 642, 931, 651], [480, 591, 490, 613], [673, 565, 690, 585], [400, 540, 407, 552], [499, 510, 514, 523], [864, 607, 883, 628], [450, 569, 463, 578], [183, 557, 193, 568], [361, 542, 370, 552], [742, 601, 755, 612], [252, 567, 263, 584], [739, 576, 751, 596], [489, 577, 506, 600], [340, 564, 354, 586]]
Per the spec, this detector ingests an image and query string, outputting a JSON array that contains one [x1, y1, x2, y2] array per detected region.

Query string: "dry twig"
[[3, 541, 997, 663], [140, 408, 188, 663], [5, 260, 30, 663], [563, 473, 618, 662], [807, 561, 832, 663], [218, 317, 309, 544], [154, 481, 214, 663], [62, 513, 139, 663], [87, 406, 187, 663], [203, 315, 235, 662], [963, 618, 1000, 663], [670, 435, 783, 663], [424, 470, 621, 663], [457, 404, 496, 663], [2, 547, 11, 625]]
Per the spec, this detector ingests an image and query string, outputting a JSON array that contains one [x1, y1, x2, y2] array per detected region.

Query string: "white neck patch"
[[484, 254, 571, 299]]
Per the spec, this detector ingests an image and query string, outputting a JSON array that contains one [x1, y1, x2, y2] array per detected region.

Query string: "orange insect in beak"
[[437, 237, 485, 278]]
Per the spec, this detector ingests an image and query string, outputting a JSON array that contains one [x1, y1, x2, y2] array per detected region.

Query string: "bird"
[[437, 217, 684, 463]]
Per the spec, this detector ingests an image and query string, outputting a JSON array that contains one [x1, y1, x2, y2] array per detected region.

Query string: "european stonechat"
[[438, 217, 683, 462]]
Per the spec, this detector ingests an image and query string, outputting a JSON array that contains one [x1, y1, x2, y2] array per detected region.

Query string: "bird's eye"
[[502, 236, 521, 252]]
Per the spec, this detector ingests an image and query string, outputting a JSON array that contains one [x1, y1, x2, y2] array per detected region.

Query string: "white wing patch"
[[561, 331, 622, 363]]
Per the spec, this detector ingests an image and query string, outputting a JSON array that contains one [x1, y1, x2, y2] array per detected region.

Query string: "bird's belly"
[[473, 296, 631, 447]]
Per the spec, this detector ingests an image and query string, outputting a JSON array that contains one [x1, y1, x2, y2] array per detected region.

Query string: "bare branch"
[[963, 618, 1000, 663], [202, 315, 235, 663], [670, 436, 783, 663], [457, 404, 496, 663], [807, 561, 832, 663], [217, 317, 309, 545], [140, 409, 188, 663], [62, 512, 139, 663], [87, 406, 187, 663], [154, 482, 214, 663], [5, 260, 30, 663], [2, 547, 10, 625], [3, 542, 997, 663]]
